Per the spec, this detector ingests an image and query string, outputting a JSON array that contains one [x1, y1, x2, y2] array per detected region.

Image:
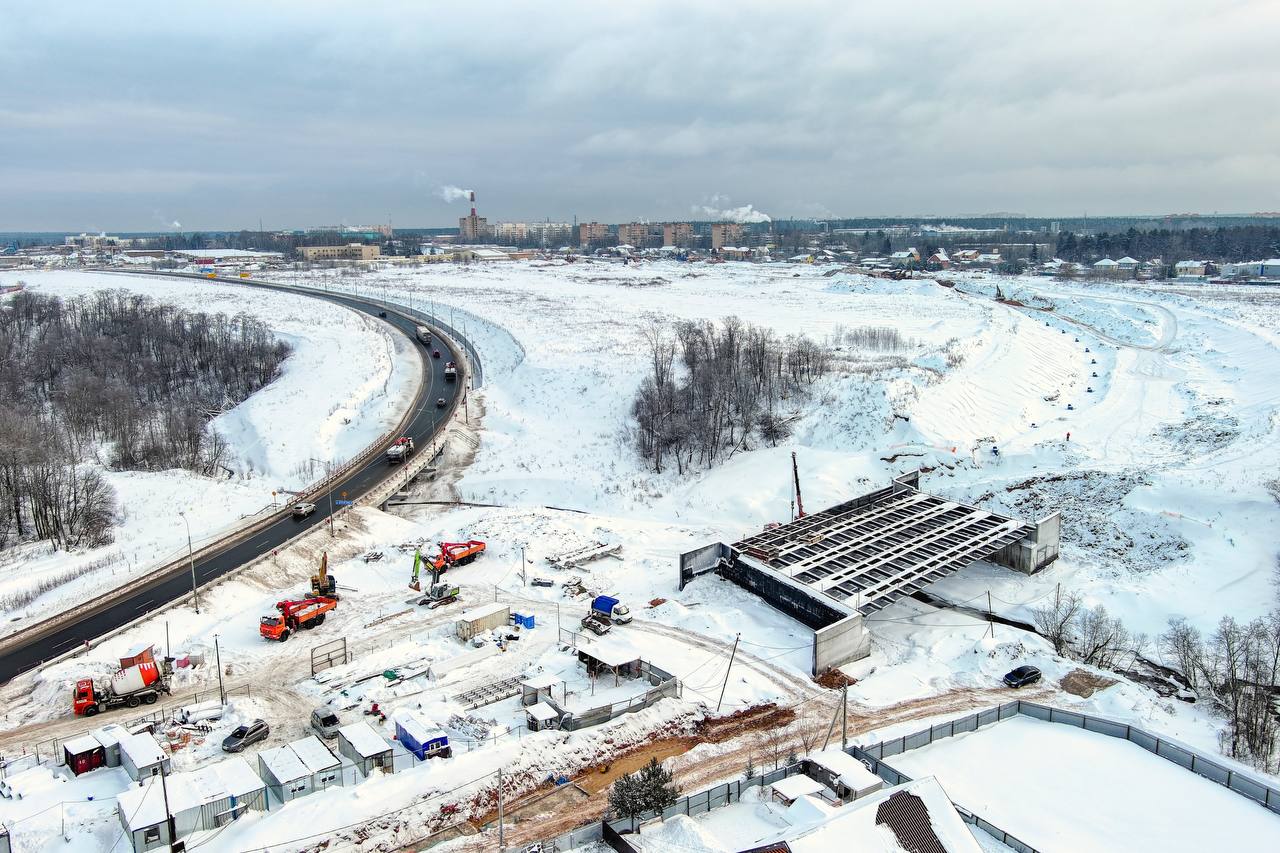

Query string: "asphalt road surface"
[[0, 276, 465, 683]]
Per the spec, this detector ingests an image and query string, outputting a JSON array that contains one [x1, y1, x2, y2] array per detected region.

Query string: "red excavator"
[[430, 540, 486, 571], [260, 596, 337, 642]]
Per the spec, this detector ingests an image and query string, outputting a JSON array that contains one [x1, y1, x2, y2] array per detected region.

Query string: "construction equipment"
[[72, 647, 173, 716], [311, 551, 337, 598], [791, 451, 806, 519], [260, 596, 337, 642], [420, 581, 461, 609], [409, 548, 424, 591], [431, 540, 486, 571], [386, 436, 415, 464]]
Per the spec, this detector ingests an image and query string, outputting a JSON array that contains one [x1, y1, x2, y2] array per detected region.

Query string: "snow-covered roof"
[[1094, 258, 1119, 266], [211, 756, 264, 798], [290, 735, 339, 773], [808, 748, 882, 793], [788, 777, 982, 852], [458, 602, 509, 623], [1116, 256, 1139, 264], [771, 774, 827, 801], [119, 732, 166, 766], [172, 248, 283, 259], [63, 735, 102, 755], [118, 757, 262, 830], [258, 744, 310, 783], [395, 712, 447, 745], [1174, 260, 1205, 267], [93, 724, 125, 749], [575, 637, 641, 668], [339, 722, 391, 758], [117, 777, 169, 830], [522, 672, 561, 689], [527, 701, 559, 722]]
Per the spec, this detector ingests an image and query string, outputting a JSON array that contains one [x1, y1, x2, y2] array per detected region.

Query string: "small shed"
[[62, 735, 105, 777], [117, 757, 266, 853], [93, 724, 127, 767], [575, 638, 641, 684], [337, 722, 393, 776], [770, 774, 826, 805], [521, 672, 561, 707], [394, 713, 451, 760], [119, 731, 170, 782], [526, 701, 561, 732], [804, 748, 883, 801], [456, 602, 510, 640], [257, 735, 340, 804]]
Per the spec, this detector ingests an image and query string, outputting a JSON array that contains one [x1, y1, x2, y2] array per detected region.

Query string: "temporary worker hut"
[[116, 756, 266, 852], [520, 672, 561, 706], [803, 748, 883, 801], [119, 731, 170, 781], [455, 602, 509, 640], [62, 735, 105, 777], [257, 735, 341, 804], [394, 712, 451, 760], [770, 773, 828, 806], [92, 723, 127, 767], [526, 701, 561, 732], [337, 721, 393, 776], [575, 638, 641, 684]]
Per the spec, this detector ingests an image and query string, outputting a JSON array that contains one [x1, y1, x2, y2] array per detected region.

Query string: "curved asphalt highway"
[[0, 274, 467, 683]]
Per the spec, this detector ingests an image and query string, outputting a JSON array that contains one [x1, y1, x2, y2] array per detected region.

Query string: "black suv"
[[222, 719, 270, 752], [1003, 665, 1042, 688]]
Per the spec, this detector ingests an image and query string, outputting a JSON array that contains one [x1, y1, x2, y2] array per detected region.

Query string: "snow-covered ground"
[[6, 259, 1280, 851], [887, 715, 1280, 851], [0, 270, 419, 632]]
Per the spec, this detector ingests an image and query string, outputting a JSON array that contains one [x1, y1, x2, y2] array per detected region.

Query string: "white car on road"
[[292, 501, 316, 518]]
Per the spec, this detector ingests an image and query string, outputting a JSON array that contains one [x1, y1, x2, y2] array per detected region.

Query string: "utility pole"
[[716, 634, 741, 713], [165, 621, 171, 660], [179, 511, 199, 614], [159, 763, 179, 850], [214, 634, 226, 706], [841, 686, 848, 750], [987, 591, 995, 639], [497, 768, 505, 848], [520, 546, 527, 586]]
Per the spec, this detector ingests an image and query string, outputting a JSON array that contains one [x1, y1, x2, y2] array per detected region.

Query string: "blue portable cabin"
[[394, 713, 451, 760]]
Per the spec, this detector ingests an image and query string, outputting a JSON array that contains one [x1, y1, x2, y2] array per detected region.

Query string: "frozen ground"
[[6, 259, 1280, 850], [888, 715, 1280, 852], [0, 270, 418, 633]]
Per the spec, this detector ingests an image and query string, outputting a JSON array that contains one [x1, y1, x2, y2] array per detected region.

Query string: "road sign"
[[334, 499, 354, 506]]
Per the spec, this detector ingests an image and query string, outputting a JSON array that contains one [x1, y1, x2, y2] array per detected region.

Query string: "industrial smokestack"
[[470, 190, 476, 216]]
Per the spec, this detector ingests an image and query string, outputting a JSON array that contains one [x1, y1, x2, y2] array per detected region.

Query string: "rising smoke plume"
[[437, 185, 473, 203], [692, 195, 771, 223]]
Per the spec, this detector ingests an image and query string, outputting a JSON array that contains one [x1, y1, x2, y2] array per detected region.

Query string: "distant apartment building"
[[459, 211, 489, 242], [578, 222, 610, 246], [663, 222, 694, 247], [493, 222, 528, 241], [297, 243, 381, 262], [710, 223, 744, 250], [65, 233, 133, 251], [617, 223, 660, 248]]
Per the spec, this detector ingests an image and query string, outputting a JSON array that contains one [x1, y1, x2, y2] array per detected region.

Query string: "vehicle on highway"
[[1003, 665, 1042, 688], [378, 310, 387, 318], [436, 397, 446, 408], [222, 719, 270, 752], [292, 501, 316, 518], [311, 707, 342, 739], [432, 349, 441, 359]]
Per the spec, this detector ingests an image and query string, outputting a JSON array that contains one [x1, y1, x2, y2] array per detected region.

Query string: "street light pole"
[[178, 511, 199, 614]]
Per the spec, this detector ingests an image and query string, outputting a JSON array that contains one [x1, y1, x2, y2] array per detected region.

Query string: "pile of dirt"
[[815, 669, 857, 689], [1060, 668, 1117, 698], [695, 703, 797, 744]]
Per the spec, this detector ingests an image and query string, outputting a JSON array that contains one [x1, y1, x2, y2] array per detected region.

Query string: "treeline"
[[1055, 226, 1280, 264], [0, 289, 291, 550], [631, 317, 832, 474]]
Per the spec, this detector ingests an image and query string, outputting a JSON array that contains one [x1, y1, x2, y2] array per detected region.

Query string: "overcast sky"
[[3, 1, 1277, 231]]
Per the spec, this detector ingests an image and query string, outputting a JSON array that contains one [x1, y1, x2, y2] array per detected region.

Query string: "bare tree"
[[1032, 587, 1083, 656]]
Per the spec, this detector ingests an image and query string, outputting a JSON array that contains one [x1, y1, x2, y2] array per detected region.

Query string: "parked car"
[[292, 501, 316, 519], [1003, 665, 1042, 688], [310, 707, 341, 739], [222, 719, 270, 753], [531, 577, 554, 588]]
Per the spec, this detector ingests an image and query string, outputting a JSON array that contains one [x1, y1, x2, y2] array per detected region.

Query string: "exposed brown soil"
[[1060, 668, 1117, 698]]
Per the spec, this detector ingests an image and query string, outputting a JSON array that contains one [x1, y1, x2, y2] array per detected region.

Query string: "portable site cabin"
[[455, 602, 509, 640], [93, 724, 127, 767], [520, 672, 561, 707], [526, 701, 561, 732], [62, 735, 105, 777], [394, 713, 451, 760], [337, 722, 393, 776], [119, 731, 170, 782], [117, 757, 266, 852], [803, 748, 883, 801], [575, 638, 641, 684], [257, 735, 341, 804]]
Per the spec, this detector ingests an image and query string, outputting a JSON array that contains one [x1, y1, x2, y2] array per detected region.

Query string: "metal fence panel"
[[1018, 702, 1051, 721], [977, 707, 1000, 727], [1083, 716, 1128, 738], [1048, 708, 1085, 728], [1157, 740, 1194, 770], [904, 730, 932, 750], [1129, 728, 1158, 753], [955, 714, 978, 735], [1193, 759, 1229, 786]]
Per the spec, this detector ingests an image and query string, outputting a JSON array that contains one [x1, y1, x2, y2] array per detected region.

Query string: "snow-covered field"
[[888, 715, 1280, 851], [0, 270, 418, 632], [5, 259, 1280, 851]]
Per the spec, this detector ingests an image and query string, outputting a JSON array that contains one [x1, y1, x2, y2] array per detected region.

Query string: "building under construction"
[[680, 471, 1060, 676]]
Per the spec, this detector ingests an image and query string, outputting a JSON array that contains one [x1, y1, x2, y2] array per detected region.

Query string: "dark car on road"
[[222, 719, 270, 753], [1003, 665, 1042, 688]]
